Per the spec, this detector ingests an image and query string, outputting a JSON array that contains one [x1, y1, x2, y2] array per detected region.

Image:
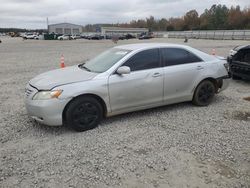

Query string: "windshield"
[[80, 48, 131, 73]]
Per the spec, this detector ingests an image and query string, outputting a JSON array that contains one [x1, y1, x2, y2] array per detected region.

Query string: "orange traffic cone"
[[60, 54, 65, 68], [211, 49, 216, 55]]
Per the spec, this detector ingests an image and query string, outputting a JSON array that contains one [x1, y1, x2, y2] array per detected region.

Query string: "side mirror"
[[116, 66, 131, 75]]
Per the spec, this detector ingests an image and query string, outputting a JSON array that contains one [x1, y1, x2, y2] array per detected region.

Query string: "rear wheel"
[[192, 80, 215, 106], [65, 96, 103, 132]]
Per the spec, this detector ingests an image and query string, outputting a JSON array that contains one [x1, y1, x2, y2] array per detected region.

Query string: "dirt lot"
[[0, 37, 250, 188]]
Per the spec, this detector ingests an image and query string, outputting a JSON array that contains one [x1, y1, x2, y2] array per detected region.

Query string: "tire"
[[65, 96, 103, 132], [192, 80, 215, 106]]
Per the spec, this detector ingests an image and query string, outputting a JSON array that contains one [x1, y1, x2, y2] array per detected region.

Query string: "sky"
[[0, 0, 249, 29]]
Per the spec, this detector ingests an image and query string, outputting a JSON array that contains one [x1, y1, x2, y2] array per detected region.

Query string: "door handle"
[[197, 66, 204, 70], [152, 72, 162, 77]]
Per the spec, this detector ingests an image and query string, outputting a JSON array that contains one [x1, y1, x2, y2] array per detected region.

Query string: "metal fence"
[[154, 30, 250, 40]]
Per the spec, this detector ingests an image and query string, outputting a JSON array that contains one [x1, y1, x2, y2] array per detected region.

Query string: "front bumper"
[[25, 97, 71, 126], [227, 57, 250, 79], [25, 84, 71, 126], [230, 62, 250, 79], [220, 78, 230, 92], [217, 76, 230, 93]]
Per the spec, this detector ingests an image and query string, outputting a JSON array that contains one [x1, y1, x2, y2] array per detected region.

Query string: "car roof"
[[114, 43, 215, 62], [114, 43, 190, 51]]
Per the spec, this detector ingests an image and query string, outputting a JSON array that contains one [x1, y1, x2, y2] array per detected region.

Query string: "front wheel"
[[192, 80, 215, 106], [65, 96, 103, 132]]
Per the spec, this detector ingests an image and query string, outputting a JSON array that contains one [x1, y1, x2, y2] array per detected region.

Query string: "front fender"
[[53, 79, 111, 113]]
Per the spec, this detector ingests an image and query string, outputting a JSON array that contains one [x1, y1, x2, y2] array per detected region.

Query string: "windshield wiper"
[[79, 64, 91, 72]]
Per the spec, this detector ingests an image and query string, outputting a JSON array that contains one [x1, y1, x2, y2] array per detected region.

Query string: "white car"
[[23, 33, 38, 39], [25, 43, 230, 131], [58, 35, 75, 40], [72, 34, 81, 39]]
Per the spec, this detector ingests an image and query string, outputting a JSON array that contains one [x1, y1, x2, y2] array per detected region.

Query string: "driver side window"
[[123, 49, 160, 71]]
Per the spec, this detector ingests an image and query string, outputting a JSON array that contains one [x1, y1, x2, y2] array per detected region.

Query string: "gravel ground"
[[0, 37, 249, 188]]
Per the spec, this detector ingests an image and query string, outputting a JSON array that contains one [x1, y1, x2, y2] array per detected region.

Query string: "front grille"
[[25, 88, 33, 97], [25, 84, 37, 98], [230, 62, 250, 75]]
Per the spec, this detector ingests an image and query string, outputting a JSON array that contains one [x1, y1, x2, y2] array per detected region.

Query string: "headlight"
[[229, 50, 237, 56], [33, 90, 63, 100]]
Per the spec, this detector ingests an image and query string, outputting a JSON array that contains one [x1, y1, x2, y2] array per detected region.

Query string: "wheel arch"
[[193, 77, 219, 95], [62, 93, 108, 125]]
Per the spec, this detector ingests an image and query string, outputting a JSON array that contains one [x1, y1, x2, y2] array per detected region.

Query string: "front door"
[[108, 48, 164, 113]]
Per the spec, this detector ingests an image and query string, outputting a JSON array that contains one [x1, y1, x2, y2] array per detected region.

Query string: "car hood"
[[234, 45, 250, 51], [29, 65, 98, 90]]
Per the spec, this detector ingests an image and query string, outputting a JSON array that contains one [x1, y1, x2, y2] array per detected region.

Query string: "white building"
[[48, 23, 83, 35], [101, 27, 148, 35]]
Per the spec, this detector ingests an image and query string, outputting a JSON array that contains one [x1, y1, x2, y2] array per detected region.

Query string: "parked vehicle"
[[80, 34, 86, 39], [81, 34, 93, 39], [117, 34, 136, 40], [118, 35, 126, 40], [138, 32, 154, 40], [8, 32, 20, 37], [125, 34, 136, 39], [88, 34, 103, 40], [227, 45, 250, 80], [58, 35, 75, 40], [105, 34, 112, 39], [25, 43, 229, 131], [33, 35, 44, 40], [139, 35, 153, 40], [23, 33, 38, 39], [72, 34, 81, 39]]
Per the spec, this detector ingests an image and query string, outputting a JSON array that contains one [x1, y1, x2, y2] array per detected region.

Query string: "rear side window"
[[123, 49, 160, 71], [161, 48, 202, 67]]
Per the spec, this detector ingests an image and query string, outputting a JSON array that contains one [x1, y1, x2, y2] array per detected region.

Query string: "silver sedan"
[[25, 43, 230, 131]]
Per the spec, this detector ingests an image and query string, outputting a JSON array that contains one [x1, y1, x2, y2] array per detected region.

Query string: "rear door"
[[108, 48, 164, 112], [160, 48, 205, 102]]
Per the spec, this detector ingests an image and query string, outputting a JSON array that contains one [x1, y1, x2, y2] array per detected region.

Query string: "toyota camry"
[[25, 43, 229, 131]]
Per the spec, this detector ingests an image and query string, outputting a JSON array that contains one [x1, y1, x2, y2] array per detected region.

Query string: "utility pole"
[[46, 17, 49, 32]]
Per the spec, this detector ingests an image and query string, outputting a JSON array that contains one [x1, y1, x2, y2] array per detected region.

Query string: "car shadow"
[[29, 97, 227, 134], [100, 102, 193, 126], [28, 102, 193, 135]]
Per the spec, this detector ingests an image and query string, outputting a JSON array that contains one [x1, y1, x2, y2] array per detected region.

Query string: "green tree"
[[228, 6, 244, 29], [200, 5, 229, 30], [184, 10, 199, 30], [169, 17, 185, 31], [243, 8, 250, 29], [158, 18, 168, 31], [209, 4, 229, 29], [81, 4, 249, 32]]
